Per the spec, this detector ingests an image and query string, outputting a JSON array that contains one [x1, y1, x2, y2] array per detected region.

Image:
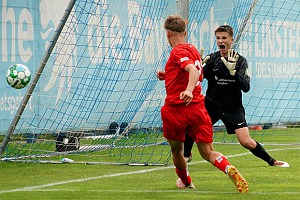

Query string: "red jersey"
[[164, 44, 204, 104]]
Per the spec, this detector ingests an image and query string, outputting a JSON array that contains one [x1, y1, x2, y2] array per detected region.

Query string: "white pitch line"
[[0, 147, 299, 195]]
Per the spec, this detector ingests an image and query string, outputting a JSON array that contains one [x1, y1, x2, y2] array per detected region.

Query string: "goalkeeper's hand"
[[221, 49, 239, 76], [199, 48, 210, 67]]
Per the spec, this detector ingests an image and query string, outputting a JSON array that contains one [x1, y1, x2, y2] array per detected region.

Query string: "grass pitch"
[[0, 129, 299, 199]]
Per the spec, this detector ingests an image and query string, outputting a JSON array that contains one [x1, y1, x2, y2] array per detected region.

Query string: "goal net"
[[1, 0, 299, 164], [189, 0, 300, 143]]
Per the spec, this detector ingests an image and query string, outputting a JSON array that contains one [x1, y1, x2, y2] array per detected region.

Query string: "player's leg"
[[161, 104, 194, 188], [192, 104, 248, 193], [196, 142, 248, 193], [235, 127, 289, 167], [183, 99, 220, 162], [168, 140, 195, 188], [223, 109, 289, 167], [224, 111, 275, 165], [236, 127, 274, 163], [183, 134, 194, 162], [168, 140, 186, 169]]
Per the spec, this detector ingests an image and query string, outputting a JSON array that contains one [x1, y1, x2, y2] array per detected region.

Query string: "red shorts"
[[161, 101, 213, 143]]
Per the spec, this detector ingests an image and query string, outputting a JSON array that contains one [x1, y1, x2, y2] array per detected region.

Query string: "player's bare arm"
[[179, 64, 199, 105]]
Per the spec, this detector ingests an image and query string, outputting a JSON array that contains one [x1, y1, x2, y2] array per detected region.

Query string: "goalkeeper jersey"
[[164, 43, 204, 105], [203, 51, 250, 110]]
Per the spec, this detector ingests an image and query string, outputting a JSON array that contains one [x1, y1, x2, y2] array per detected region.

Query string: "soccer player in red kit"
[[156, 15, 248, 193]]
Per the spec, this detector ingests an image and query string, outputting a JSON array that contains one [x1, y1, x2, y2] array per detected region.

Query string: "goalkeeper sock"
[[183, 134, 194, 157], [175, 168, 191, 184], [214, 155, 231, 174], [250, 141, 276, 166]]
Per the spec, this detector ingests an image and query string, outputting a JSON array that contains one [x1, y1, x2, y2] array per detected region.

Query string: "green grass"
[[0, 129, 299, 199]]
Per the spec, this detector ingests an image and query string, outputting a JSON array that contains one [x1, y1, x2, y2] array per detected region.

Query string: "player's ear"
[[167, 30, 171, 38]]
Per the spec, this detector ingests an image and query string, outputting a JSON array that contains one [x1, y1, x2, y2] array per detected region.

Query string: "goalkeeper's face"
[[215, 32, 233, 57]]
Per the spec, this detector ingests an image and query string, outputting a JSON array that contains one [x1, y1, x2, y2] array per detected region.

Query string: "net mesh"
[[1, 0, 299, 164]]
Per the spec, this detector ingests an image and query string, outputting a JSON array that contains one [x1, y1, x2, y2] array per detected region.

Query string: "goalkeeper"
[[184, 25, 289, 168]]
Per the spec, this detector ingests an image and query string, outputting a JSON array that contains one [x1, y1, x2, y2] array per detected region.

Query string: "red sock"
[[175, 168, 191, 184], [214, 156, 231, 174]]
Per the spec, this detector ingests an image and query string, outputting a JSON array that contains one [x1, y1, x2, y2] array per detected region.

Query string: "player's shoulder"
[[173, 44, 199, 55], [174, 43, 196, 51], [210, 51, 220, 58], [206, 51, 220, 62], [237, 53, 246, 60], [172, 44, 186, 53], [236, 52, 247, 63]]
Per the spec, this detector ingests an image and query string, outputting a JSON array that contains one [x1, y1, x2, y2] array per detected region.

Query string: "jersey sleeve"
[[235, 56, 250, 93], [203, 53, 214, 80], [173, 49, 196, 70]]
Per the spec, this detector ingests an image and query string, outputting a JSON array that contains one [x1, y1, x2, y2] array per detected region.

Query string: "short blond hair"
[[164, 15, 186, 32]]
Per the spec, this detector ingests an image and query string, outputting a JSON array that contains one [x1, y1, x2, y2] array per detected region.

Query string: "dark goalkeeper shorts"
[[205, 99, 248, 134]]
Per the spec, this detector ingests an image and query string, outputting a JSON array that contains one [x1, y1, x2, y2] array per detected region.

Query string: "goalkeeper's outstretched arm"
[[234, 55, 250, 93]]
